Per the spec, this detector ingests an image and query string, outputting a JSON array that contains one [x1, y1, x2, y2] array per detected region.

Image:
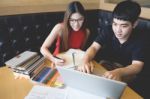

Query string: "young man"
[[78, 1, 145, 82]]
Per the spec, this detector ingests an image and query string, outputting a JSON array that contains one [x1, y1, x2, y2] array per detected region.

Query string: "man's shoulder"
[[133, 28, 148, 40]]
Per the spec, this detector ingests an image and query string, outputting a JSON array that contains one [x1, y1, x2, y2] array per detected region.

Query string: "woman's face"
[[69, 12, 84, 31]]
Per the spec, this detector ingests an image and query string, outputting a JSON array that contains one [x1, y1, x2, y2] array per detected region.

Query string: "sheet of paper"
[[66, 87, 106, 99], [25, 85, 67, 99], [57, 49, 85, 68], [64, 49, 85, 55]]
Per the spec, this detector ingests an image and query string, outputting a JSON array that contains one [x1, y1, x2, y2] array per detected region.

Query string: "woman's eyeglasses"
[[69, 18, 84, 23]]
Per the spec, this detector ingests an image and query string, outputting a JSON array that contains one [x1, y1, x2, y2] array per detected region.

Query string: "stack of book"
[[32, 66, 59, 85], [5, 51, 59, 86]]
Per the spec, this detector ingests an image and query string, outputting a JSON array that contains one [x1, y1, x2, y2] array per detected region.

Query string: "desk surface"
[[0, 65, 143, 99]]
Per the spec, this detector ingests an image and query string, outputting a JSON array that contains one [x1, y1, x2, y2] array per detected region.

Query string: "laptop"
[[56, 66, 127, 99], [5, 51, 38, 68]]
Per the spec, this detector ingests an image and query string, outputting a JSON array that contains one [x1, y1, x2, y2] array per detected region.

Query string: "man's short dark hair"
[[112, 0, 141, 24]]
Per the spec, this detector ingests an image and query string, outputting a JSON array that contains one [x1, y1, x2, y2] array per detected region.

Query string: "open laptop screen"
[[56, 66, 127, 99]]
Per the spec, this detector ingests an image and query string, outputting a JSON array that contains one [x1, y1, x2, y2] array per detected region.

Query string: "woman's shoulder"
[[52, 23, 64, 36], [54, 23, 64, 29]]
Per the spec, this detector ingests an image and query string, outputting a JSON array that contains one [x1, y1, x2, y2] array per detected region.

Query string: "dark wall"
[[0, 12, 64, 66]]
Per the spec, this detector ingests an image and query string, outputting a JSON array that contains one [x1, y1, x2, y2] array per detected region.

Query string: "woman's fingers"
[[54, 58, 65, 66]]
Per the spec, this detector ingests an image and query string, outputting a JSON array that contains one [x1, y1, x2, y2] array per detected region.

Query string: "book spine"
[[33, 67, 51, 82], [39, 67, 52, 83], [30, 64, 45, 79], [17, 55, 41, 71], [24, 57, 45, 75], [46, 71, 60, 86], [42, 69, 57, 84], [16, 51, 38, 67]]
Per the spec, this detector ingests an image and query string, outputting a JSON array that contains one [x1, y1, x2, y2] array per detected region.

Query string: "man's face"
[[112, 18, 134, 40]]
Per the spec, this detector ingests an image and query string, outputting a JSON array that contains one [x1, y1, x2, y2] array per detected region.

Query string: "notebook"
[[56, 66, 127, 99]]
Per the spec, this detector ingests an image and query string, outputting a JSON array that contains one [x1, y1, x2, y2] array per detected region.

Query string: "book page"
[[25, 85, 67, 99], [57, 49, 85, 68], [66, 87, 106, 99]]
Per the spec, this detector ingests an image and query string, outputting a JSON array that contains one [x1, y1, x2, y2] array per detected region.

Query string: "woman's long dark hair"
[[61, 1, 87, 51]]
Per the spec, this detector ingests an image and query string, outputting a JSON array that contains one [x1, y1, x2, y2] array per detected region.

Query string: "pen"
[[72, 52, 75, 66], [54, 56, 63, 60]]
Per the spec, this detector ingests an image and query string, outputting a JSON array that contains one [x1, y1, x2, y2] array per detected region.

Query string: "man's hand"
[[77, 61, 94, 73], [102, 68, 123, 81]]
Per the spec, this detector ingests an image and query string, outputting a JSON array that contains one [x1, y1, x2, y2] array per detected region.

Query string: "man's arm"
[[103, 60, 144, 81], [120, 60, 144, 77], [78, 42, 101, 73]]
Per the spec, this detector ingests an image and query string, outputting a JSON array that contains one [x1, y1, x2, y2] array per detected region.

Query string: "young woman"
[[40, 1, 90, 66]]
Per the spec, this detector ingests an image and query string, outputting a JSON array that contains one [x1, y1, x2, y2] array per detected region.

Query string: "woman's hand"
[[53, 56, 65, 66]]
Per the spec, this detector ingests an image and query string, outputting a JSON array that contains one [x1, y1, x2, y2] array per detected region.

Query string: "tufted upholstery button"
[[25, 37, 30, 42], [9, 27, 14, 32], [35, 24, 40, 29], [23, 26, 28, 30], [98, 18, 102, 23], [104, 20, 109, 25], [36, 36, 41, 40], [12, 39, 16, 44], [97, 27, 101, 34], [46, 23, 50, 27], [3, 53, 6, 57]]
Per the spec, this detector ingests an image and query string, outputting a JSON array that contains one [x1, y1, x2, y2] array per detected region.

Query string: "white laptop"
[[5, 51, 38, 68], [56, 66, 127, 99]]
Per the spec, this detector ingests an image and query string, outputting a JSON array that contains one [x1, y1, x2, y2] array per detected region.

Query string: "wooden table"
[[0, 56, 143, 99]]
